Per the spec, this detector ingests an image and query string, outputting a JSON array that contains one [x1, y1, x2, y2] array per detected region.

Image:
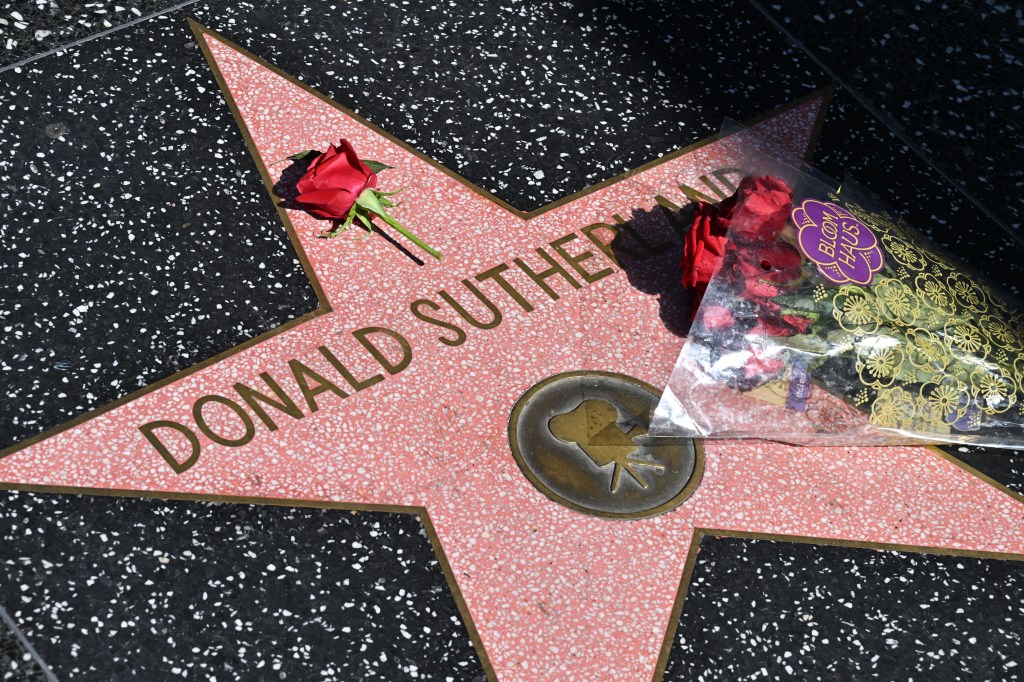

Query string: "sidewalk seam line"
[[0, 605, 60, 682], [0, 0, 201, 75], [746, 0, 1024, 248]]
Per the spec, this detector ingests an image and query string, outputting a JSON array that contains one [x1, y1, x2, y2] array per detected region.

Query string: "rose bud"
[[290, 138, 442, 260], [295, 139, 378, 220]]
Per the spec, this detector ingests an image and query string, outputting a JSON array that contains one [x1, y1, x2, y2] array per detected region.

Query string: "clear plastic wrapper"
[[651, 130, 1024, 448]]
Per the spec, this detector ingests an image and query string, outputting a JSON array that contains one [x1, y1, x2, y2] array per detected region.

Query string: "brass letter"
[[549, 233, 614, 284], [193, 395, 256, 448], [438, 279, 502, 330], [677, 182, 719, 205], [475, 263, 534, 312], [353, 327, 413, 375], [411, 299, 467, 347], [234, 372, 304, 431], [288, 359, 350, 412], [611, 213, 672, 255], [654, 195, 689, 239], [513, 247, 582, 301], [319, 345, 383, 392], [580, 223, 620, 266], [140, 420, 201, 475], [712, 168, 742, 193]]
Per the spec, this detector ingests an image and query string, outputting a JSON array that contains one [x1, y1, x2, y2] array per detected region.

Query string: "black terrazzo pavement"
[[1, 0, 1023, 679], [0, 494, 482, 680], [0, 11, 319, 451], [192, 0, 824, 211], [763, 0, 1024, 233], [0, 1, 187, 67], [0, 609, 51, 681], [666, 535, 1024, 681], [810, 89, 1024, 289], [946, 445, 1024, 496]]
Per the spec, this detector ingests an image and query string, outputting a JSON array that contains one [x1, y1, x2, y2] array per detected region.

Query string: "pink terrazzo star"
[[1, 21, 1022, 682]]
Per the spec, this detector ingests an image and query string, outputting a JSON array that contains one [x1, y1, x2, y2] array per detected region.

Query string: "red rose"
[[730, 241, 804, 300], [681, 202, 730, 316], [700, 306, 734, 330], [782, 314, 813, 334], [680, 176, 794, 319], [295, 139, 378, 220], [750, 313, 812, 338], [734, 242, 802, 282], [732, 240, 811, 338], [721, 176, 793, 243]]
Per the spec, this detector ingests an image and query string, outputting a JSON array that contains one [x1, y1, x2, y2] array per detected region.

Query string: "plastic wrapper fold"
[[651, 130, 1024, 448]]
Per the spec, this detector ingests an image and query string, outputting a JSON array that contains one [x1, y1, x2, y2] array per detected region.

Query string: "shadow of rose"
[[609, 202, 695, 337], [272, 153, 320, 209]]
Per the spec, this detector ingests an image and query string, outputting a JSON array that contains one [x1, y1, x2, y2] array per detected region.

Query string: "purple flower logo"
[[794, 200, 885, 285]]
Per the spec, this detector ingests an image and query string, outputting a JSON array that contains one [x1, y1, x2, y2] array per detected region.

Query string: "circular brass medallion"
[[509, 371, 703, 519]]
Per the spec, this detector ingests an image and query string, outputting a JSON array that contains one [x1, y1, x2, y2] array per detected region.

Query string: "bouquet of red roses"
[[652, 135, 1024, 448]]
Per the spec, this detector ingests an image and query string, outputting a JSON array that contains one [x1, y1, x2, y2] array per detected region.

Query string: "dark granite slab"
[[665, 535, 1024, 680], [189, 0, 825, 211], [0, 11, 319, 451], [945, 445, 1024, 496], [0, 494, 482, 680], [0, 607, 53, 681], [0, 0, 189, 68], [760, 0, 1024, 234]]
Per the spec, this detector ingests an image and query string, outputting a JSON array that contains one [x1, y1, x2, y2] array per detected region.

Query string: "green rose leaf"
[[269, 149, 319, 166], [355, 188, 442, 261], [362, 160, 394, 174]]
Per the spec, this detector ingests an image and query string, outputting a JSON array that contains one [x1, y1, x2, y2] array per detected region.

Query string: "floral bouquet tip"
[[653, 134, 1024, 449]]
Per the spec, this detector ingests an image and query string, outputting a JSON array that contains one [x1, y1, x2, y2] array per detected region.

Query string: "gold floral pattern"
[[913, 394, 946, 430], [843, 202, 878, 228], [946, 272, 986, 314], [981, 315, 1023, 351], [914, 272, 952, 311], [832, 286, 881, 335], [797, 202, 1023, 439], [970, 367, 1016, 415], [1003, 312, 1024, 350], [977, 280, 1014, 315], [870, 386, 915, 430], [943, 319, 990, 357], [875, 279, 920, 326], [905, 328, 947, 372], [855, 339, 904, 389], [880, 234, 928, 271], [919, 376, 969, 424], [923, 248, 958, 274]]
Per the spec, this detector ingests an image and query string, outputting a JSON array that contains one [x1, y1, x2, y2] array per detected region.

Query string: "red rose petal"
[[294, 138, 378, 221], [700, 306, 734, 330]]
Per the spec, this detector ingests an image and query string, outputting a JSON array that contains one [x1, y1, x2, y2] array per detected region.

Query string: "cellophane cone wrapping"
[[651, 130, 1024, 448]]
